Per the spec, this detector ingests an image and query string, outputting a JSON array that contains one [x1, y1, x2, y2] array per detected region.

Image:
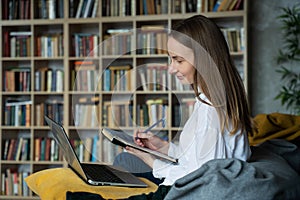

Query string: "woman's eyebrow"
[[167, 52, 185, 60], [172, 55, 184, 60]]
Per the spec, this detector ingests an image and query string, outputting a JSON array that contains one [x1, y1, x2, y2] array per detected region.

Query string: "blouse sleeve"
[[152, 102, 223, 185]]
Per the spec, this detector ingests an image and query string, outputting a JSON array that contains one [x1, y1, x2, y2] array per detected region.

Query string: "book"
[[101, 128, 178, 163]]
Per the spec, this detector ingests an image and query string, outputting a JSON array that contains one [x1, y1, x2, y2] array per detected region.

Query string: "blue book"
[[91, 135, 99, 162]]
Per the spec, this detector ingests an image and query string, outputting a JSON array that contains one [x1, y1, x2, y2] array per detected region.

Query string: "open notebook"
[[101, 128, 178, 164]]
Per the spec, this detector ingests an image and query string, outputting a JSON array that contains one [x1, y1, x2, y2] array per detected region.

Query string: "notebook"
[[44, 116, 147, 187], [101, 128, 178, 163]]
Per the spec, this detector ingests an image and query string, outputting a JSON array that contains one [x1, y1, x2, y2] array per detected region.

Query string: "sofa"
[[26, 113, 300, 200]]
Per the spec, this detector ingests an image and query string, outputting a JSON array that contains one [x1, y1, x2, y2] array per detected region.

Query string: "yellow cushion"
[[25, 167, 158, 200]]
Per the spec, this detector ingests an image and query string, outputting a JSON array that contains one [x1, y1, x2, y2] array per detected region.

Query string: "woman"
[[114, 14, 253, 198]]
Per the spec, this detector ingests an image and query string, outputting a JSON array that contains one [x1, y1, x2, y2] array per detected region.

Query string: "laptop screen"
[[45, 116, 88, 181]]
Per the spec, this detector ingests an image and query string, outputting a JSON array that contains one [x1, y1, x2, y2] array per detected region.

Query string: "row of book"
[[102, 0, 132, 16], [36, 134, 107, 163], [71, 61, 98, 91], [39, 135, 120, 163], [1, 169, 30, 196], [221, 27, 245, 52], [212, 0, 243, 12], [4, 67, 64, 92], [145, 98, 168, 127], [136, 99, 169, 128], [1, 0, 244, 22], [1, 136, 101, 163], [3, 64, 174, 93], [136, 0, 168, 15], [35, 68, 64, 92], [102, 29, 133, 55], [3, 31, 32, 58], [4, 100, 31, 127], [102, 65, 133, 91], [71, 136, 103, 162], [2, 0, 31, 20], [138, 64, 168, 91], [171, 76, 193, 91], [3, 99, 64, 127], [137, 25, 168, 55], [3, 68, 31, 92], [70, 0, 99, 18], [102, 100, 134, 127], [172, 98, 196, 127], [2, 97, 196, 128], [73, 97, 100, 127], [73, 97, 169, 128], [162, 0, 243, 14], [136, 104, 150, 127], [36, 0, 64, 19], [36, 34, 64, 57], [2, 138, 30, 161], [2, 26, 243, 59], [34, 137, 61, 161], [35, 100, 64, 126], [72, 33, 99, 57]]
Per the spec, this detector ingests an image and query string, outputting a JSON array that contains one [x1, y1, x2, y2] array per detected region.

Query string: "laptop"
[[44, 115, 147, 187]]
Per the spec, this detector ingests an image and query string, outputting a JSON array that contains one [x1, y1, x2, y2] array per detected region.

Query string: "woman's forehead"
[[167, 37, 193, 58]]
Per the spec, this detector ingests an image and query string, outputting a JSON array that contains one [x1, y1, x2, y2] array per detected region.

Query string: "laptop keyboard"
[[82, 164, 125, 183]]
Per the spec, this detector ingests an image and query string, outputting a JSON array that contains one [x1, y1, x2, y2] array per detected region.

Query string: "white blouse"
[[152, 93, 251, 185]]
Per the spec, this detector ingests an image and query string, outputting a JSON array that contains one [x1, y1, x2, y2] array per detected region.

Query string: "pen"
[[134, 118, 166, 141], [143, 118, 166, 133]]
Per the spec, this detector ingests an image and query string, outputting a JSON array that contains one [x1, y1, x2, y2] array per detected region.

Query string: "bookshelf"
[[0, 0, 248, 198]]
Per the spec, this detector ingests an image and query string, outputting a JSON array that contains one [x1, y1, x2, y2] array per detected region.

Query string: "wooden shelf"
[[0, 0, 248, 198]]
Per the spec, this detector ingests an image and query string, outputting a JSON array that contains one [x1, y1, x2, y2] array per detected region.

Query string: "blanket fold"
[[164, 139, 300, 200]]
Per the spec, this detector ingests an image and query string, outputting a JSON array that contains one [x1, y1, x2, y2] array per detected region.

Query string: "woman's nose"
[[168, 64, 178, 74]]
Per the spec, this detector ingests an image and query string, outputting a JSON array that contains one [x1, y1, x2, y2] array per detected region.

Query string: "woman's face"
[[167, 37, 195, 85]]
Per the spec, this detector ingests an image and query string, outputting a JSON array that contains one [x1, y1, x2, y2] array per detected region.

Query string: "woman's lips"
[[176, 75, 184, 80]]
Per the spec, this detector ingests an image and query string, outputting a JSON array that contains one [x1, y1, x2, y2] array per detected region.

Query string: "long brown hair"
[[170, 15, 252, 135]]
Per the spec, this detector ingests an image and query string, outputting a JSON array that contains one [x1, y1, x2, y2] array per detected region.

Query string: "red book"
[[45, 138, 51, 161], [4, 31, 10, 57], [7, 139, 16, 160]]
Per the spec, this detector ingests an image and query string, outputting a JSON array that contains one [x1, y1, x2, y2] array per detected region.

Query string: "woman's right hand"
[[133, 130, 169, 154]]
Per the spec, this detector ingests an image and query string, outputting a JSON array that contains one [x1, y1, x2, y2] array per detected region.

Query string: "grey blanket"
[[164, 139, 300, 200]]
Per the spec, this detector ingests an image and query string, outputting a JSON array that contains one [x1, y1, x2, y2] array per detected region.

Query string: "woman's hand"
[[125, 146, 155, 168], [133, 130, 169, 154]]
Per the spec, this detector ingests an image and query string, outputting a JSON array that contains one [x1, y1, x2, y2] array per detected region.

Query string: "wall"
[[248, 0, 298, 116]]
